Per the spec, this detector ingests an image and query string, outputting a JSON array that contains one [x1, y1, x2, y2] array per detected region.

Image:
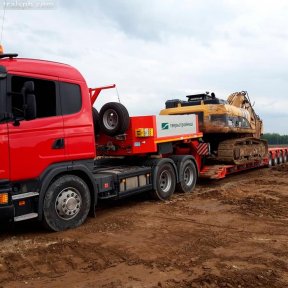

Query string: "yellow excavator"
[[160, 91, 268, 164]]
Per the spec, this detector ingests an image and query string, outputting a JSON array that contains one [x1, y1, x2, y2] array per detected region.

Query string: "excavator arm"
[[227, 91, 263, 138]]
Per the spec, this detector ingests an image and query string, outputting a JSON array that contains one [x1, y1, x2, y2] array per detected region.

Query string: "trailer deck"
[[200, 146, 288, 179]]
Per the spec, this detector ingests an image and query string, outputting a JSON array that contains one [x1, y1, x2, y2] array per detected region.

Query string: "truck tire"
[[42, 175, 91, 231], [92, 108, 100, 134], [151, 162, 176, 201], [99, 102, 130, 136], [176, 160, 197, 193]]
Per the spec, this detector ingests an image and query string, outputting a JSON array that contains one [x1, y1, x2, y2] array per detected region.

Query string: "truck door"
[[0, 76, 9, 180], [0, 122, 9, 180], [59, 80, 95, 161], [7, 75, 66, 181]]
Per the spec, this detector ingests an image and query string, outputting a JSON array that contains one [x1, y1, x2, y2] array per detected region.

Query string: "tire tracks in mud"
[[1, 164, 288, 287]]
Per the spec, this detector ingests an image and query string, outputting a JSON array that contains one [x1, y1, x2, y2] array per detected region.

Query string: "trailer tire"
[[278, 152, 283, 164], [99, 102, 130, 136], [176, 160, 197, 193], [268, 153, 273, 167], [92, 108, 100, 134], [284, 152, 288, 163], [151, 163, 176, 201], [42, 175, 91, 232]]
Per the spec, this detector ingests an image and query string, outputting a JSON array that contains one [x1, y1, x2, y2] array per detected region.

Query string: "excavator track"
[[217, 137, 268, 165]]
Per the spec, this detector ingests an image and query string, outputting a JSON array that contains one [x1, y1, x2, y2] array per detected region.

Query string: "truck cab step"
[[14, 213, 38, 222]]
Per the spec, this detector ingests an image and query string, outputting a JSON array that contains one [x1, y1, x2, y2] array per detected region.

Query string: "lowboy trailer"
[[0, 52, 286, 231]]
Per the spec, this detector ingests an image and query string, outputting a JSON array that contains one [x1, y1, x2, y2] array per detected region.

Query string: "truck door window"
[[11, 76, 57, 119], [60, 82, 82, 115]]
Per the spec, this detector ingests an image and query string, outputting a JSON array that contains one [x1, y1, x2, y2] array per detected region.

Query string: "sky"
[[2, 0, 288, 134]]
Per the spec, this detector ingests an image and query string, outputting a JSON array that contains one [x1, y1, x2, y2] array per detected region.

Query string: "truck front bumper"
[[0, 204, 14, 220]]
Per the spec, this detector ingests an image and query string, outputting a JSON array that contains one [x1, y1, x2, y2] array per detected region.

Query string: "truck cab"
[[0, 54, 96, 181], [0, 54, 97, 225]]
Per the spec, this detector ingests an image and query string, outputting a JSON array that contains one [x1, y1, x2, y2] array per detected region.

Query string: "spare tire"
[[92, 108, 100, 135], [99, 102, 130, 136]]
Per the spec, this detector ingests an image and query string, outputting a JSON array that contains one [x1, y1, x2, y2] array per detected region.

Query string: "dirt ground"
[[1, 164, 288, 288]]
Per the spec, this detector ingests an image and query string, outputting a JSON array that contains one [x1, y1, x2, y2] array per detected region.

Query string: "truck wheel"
[[92, 108, 100, 134], [176, 160, 197, 193], [99, 102, 130, 136], [151, 163, 176, 201], [43, 175, 91, 231]]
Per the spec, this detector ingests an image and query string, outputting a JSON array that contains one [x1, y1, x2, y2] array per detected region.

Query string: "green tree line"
[[261, 133, 288, 145]]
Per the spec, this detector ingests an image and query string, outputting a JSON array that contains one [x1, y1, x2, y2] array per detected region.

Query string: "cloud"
[[90, 0, 236, 42], [2, 0, 288, 134]]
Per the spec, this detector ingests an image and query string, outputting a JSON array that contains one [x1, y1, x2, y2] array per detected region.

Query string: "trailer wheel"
[[92, 108, 100, 134], [284, 152, 287, 163], [151, 163, 176, 201], [176, 160, 197, 193], [278, 152, 283, 164], [42, 175, 91, 231], [268, 153, 273, 167], [99, 102, 130, 136], [272, 156, 277, 166]]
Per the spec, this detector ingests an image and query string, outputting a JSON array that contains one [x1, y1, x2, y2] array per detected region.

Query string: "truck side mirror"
[[25, 93, 37, 120], [22, 81, 37, 120], [23, 81, 34, 93]]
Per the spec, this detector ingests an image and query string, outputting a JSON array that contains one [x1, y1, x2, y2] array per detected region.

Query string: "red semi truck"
[[0, 53, 286, 231]]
